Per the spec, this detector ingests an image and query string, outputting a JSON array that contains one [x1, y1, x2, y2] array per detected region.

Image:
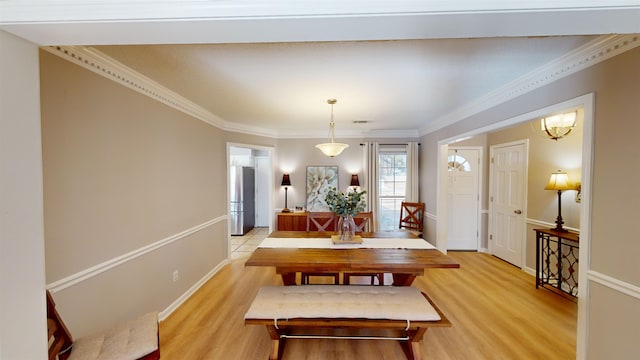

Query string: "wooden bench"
[[244, 285, 451, 360], [47, 290, 160, 360]]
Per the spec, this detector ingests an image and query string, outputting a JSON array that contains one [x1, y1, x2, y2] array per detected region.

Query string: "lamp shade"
[[281, 173, 291, 187], [544, 171, 574, 191], [316, 142, 349, 157], [350, 174, 360, 187]]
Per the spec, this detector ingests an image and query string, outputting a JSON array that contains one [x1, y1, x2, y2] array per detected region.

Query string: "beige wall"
[[0, 30, 48, 359], [421, 46, 640, 357], [40, 50, 229, 337], [275, 138, 366, 213]]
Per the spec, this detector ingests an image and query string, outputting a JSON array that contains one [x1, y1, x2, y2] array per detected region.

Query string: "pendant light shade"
[[316, 99, 349, 157]]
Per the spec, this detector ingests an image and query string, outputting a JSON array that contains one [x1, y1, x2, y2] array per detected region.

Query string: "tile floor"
[[230, 227, 269, 259]]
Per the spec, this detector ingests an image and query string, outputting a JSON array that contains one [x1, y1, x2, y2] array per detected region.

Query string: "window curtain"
[[363, 142, 380, 231], [405, 141, 420, 202]]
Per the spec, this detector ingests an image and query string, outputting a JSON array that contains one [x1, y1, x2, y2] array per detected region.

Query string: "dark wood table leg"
[[392, 274, 416, 286], [280, 272, 297, 286]]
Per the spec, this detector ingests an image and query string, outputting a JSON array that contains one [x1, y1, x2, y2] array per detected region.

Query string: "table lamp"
[[281, 173, 292, 213], [544, 170, 574, 232], [350, 174, 360, 190]]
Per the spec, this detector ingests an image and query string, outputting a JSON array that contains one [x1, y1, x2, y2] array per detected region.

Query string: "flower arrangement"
[[325, 188, 367, 217]]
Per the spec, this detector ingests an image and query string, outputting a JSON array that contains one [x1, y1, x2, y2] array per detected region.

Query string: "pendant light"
[[316, 99, 349, 157]]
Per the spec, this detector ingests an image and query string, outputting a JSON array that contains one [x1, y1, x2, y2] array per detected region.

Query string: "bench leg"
[[400, 327, 427, 360], [266, 325, 285, 360]]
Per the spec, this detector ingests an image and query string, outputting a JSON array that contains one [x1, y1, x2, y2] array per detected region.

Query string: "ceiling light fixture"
[[316, 99, 349, 157], [541, 111, 577, 140]]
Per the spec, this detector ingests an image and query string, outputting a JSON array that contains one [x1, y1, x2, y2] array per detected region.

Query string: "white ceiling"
[[2, 1, 639, 138]]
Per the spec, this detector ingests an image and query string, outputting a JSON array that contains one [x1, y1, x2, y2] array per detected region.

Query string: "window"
[[378, 148, 407, 230], [448, 154, 471, 172]]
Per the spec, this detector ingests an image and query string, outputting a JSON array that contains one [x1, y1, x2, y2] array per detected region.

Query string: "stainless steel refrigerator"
[[230, 166, 255, 235]]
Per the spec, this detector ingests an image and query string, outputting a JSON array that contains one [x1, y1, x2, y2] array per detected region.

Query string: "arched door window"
[[448, 154, 471, 172]]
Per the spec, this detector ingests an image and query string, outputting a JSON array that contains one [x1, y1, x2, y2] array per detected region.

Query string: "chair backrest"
[[353, 212, 374, 232], [47, 290, 73, 360], [399, 202, 425, 234], [307, 212, 337, 231]]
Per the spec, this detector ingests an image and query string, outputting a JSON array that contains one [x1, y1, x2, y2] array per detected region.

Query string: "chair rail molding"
[[47, 216, 227, 293]]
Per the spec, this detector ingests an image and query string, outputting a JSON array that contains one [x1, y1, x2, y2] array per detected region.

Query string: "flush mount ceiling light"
[[316, 99, 349, 157], [541, 110, 577, 140]]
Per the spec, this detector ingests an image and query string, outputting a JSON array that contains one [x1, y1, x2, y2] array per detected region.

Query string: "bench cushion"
[[244, 285, 441, 321], [67, 312, 158, 360]]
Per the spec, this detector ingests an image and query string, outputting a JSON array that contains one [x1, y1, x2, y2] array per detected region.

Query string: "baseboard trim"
[[159, 259, 230, 321], [47, 216, 227, 293]]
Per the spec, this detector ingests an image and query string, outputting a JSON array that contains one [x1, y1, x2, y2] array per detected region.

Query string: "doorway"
[[447, 147, 481, 250], [227, 144, 274, 257], [489, 140, 528, 267]]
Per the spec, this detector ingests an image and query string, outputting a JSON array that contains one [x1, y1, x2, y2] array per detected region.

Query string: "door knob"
[[514, 210, 522, 214]]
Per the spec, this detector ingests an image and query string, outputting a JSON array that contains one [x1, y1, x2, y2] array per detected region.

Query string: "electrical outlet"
[[172, 270, 179, 282]]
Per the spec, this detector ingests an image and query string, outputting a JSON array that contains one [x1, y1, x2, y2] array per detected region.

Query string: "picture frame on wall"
[[306, 166, 338, 211]]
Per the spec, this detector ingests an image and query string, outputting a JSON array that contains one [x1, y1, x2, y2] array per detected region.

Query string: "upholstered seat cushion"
[[244, 285, 441, 321], [68, 312, 158, 360]]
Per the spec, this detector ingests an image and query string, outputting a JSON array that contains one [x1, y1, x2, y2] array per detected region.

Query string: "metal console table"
[[534, 228, 580, 298]]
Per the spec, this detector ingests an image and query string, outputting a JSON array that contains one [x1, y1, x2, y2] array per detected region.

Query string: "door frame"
[[435, 93, 594, 358], [447, 146, 483, 251], [487, 139, 529, 268], [226, 142, 274, 258]]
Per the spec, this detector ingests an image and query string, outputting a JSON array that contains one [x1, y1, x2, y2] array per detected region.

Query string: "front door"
[[447, 148, 480, 250], [490, 141, 527, 267]]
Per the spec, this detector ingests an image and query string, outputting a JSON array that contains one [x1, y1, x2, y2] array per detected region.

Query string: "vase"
[[337, 214, 356, 241]]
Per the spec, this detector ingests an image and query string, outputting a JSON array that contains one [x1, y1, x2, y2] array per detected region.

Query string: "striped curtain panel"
[[363, 142, 380, 231], [405, 141, 420, 202]]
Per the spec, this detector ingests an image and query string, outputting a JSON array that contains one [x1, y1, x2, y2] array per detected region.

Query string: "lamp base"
[[281, 208, 291, 213], [550, 226, 568, 233]]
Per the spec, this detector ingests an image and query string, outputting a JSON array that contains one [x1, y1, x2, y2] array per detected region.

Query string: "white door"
[[447, 148, 480, 250], [490, 141, 527, 267]]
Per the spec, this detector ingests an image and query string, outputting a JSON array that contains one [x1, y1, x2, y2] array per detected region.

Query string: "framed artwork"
[[306, 166, 339, 211]]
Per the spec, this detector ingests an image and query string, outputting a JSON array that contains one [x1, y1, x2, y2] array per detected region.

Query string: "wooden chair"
[[399, 201, 425, 238], [303, 212, 339, 284], [47, 290, 160, 360], [353, 211, 374, 232], [307, 211, 337, 231], [343, 211, 384, 285]]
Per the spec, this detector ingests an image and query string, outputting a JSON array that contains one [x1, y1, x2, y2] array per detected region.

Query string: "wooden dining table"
[[244, 231, 460, 286]]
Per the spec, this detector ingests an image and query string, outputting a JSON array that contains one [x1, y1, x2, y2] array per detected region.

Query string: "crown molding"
[[420, 34, 640, 136], [44, 35, 639, 140], [42, 45, 234, 130]]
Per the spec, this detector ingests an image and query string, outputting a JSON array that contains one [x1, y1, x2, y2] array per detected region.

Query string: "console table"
[[277, 212, 308, 231], [534, 228, 580, 298]]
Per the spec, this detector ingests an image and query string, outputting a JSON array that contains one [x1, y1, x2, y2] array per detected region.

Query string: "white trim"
[[576, 93, 595, 360], [421, 34, 639, 135], [526, 218, 580, 234], [425, 211, 436, 221], [587, 271, 640, 301], [159, 259, 230, 321], [47, 216, 226, 293], [40, 36, 638, 141]]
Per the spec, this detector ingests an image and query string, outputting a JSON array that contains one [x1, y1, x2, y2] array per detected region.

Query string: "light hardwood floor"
[[159, 252, 577, 359]]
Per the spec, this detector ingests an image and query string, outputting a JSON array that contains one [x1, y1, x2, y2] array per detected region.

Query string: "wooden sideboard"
[[277, 212, 308, 231]]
